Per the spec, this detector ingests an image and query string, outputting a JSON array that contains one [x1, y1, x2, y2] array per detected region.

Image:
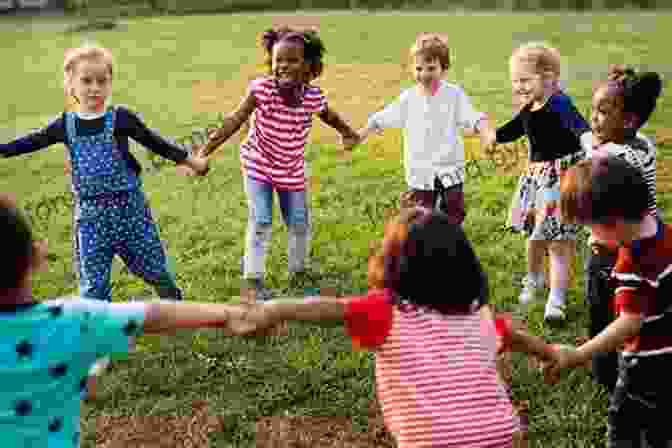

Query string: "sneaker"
[[518, 274, 544, 305], [544, 299, 566, 323]]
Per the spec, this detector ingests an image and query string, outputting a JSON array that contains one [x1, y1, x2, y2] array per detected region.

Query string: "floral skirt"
[[508, 151, 585, 240]]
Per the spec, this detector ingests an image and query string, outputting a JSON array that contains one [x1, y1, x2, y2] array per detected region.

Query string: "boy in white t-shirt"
[[358, 33, 492, 224]]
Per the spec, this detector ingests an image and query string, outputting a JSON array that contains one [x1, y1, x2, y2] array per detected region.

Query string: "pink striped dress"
[[342, 289, 518, 448], [241, 77, 327, 191]]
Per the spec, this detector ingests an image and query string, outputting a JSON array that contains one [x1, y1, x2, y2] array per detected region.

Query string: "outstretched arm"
[[142, 300, 263, 334], [201, 91, 256, 157], [318, 106, 360, 150], [1, 117, 66, 158]]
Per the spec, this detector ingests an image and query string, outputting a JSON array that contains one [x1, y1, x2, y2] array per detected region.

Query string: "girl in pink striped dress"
[[243, 207, 560, 447], [201, 27, 360, 300]]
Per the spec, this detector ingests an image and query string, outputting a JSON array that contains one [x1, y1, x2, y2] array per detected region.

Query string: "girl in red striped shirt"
[[201, 27, 360, 300], [243, 207, 559, 447]]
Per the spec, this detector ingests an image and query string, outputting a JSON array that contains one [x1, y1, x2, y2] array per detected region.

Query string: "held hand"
[[541, 344, 580, 384]]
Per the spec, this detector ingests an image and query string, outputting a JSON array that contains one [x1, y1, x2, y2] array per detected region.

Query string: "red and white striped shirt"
[[241, 77, 327, 191], [342, 290, 518, 447]]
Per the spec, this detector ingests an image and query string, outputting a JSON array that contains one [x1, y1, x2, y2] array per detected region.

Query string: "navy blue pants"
[[74, 190, 181, 302]]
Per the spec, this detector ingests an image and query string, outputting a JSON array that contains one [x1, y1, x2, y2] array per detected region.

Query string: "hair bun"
[[636, 72, 663, 98]]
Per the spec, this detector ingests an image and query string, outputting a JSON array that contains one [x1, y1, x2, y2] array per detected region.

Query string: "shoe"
[[518, 274, 544, 305], [544, 299, 566, 323]]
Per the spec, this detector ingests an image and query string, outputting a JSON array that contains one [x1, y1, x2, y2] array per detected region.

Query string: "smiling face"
[[591, 84, 627, 146], [413, 55, 444, 92], [70, 58, 112, 113], [272, 39, 307, 84], [509, 59, 551, 107]]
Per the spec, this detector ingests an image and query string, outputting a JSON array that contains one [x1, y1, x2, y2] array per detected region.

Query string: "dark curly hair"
[[602, 64, 663, 131], [368, 208, 488, 314], [261, 26, 326, 81]]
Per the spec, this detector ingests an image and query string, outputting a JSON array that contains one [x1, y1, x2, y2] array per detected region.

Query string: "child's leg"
[[543, 240, 573, 321], [519, 239, 548, 305], [243, 177, 274, 297], [76, 216, 116, 400], [585, 243, 618, 392], [278, 188, 310, 276], [115, 196, 182, 300], [77, 218, 115, 302]]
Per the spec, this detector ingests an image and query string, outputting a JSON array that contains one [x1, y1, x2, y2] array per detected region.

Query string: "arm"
[[494, 113, 525, 144], [142, 300, 255, 333], [264, 297, 346, 323], [0, 117, 65, 157], [201, 90, 256, 157], [567, 313, 642, 368], [318, 105, 360, 150], [119, 108, 207, 175]]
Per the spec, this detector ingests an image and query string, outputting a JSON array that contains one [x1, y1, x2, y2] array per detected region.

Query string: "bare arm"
[[265, 297, 346, 323], [201, 91, 256, 157], [318, 106, 359, 142], [572, 314, 641, 367], [142, 301, 252, 334]]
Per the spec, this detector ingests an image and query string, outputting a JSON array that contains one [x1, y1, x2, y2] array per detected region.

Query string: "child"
[[483, 42, 589, 322], [547, 156, 671, 446], [242, 207, 559, 448], [0, 194, 256, 447], [358, 33, 492, 224], [200, 26, 360, 301], [579, 66, 661, 392], [1, 43, 209, 396]]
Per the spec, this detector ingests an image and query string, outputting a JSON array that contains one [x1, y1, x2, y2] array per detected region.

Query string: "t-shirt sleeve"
[[456, 88, 485, 130], [367, 90, 408, 130], [341, 290, 394, 350], [70, 299, 147, 359], [116, 107, 189, 163], [611, 251, 651, 316], [249, 78, 270, 114], [549, 94, 590, 138], [495, 113, 525, 143], [0, 115, 66, 158]]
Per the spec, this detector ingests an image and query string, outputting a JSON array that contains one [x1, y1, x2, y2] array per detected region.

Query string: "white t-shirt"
[[367, 80, 484, 190]]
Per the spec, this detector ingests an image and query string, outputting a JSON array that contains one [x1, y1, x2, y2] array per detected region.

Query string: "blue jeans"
[[243, 176, 310, 279]]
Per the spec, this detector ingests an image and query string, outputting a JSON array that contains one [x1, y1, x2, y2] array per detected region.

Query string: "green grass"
[[1, 10, 671, 447]]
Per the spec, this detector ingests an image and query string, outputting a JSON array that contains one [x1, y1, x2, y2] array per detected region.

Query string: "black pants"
[[585, 243, 619, 393], [608, 354, 672, 448]]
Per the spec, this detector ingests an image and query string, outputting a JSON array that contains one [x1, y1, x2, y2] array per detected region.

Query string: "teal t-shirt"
[[0, 297, 146, 447]]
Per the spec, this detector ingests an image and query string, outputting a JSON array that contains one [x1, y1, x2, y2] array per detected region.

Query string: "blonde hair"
[[63, 43, 114, 99], [510, 42, 561, 86], [410, 33, 450, 70]]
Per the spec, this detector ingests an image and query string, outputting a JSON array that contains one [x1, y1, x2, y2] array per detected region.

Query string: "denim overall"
[[65, 108, 182, 302]]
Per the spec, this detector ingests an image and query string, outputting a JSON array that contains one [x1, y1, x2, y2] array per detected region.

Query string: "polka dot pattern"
[[63, 108, 181, 302], [65, 110, 140, 199]]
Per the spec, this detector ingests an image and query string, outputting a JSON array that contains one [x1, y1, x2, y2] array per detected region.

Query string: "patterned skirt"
[[508, 150, 586, 241]]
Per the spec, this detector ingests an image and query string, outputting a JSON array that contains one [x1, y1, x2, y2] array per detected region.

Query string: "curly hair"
[[601, 64, 662, 130], [261, 26, 326, 81], [410, 33, 450, 70], [368, 207, 488, 314]]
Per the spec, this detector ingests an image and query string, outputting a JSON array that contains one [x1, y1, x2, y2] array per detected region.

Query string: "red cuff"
[[495, 313, 513, 353], [343, 289, 394, 350]]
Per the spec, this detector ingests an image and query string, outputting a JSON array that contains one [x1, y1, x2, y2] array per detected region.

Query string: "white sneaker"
[[518, 275, 544, 305], [544, 299, 566, 322]]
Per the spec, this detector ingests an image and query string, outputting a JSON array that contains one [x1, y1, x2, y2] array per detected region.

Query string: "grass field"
[[1, 10, 671, 447]]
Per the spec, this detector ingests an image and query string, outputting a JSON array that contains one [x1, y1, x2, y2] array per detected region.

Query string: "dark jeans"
[[608, 354, 672, 448], [585, 243, 619, 393], [404, 179, 466, 225]]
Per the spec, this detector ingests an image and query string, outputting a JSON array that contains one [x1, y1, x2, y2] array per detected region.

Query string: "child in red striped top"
[[243, 207, 559, 448], [201, 26, 359, 300]]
